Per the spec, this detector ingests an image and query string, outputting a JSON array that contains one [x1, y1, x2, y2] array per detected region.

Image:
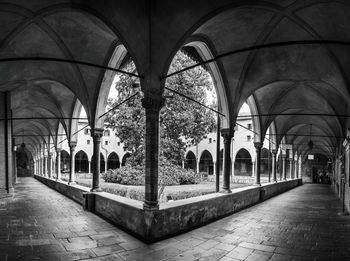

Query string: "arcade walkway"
[[1, 178, 350, 261]]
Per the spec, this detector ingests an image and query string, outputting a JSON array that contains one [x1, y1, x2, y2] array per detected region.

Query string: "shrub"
[[102, 160, 200, 186], [102, 165, 144, 185]]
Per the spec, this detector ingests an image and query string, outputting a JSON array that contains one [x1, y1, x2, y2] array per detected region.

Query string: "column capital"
[[91, 128, 104, 139], [221, 128, 234, 142], [69, 140, 77, 148], [281, 154, 287, 159], [141, 95, 165, 111], [271, 149, 278, 155], [254, 142, 262, 150], [56, 148, 62, 153]]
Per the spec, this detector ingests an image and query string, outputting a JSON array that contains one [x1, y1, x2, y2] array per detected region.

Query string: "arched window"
[[199, 150, 214, 175], [121, 153, 131, 166], [61, 150, 70, 173], [107, 152, 120, 170], [234, 148, 252, 176], [185, 151, 196, 171], [75, 150, 89, 173]]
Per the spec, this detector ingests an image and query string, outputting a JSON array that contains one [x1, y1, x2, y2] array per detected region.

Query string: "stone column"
[[68, 141, 77, 184], [47, 153, 52, 178], [282, 155, 287, 180], [88, 160, 91, 174], [182, 160, 185, 169], [221, 128, 233, 193], [294, 160, 298, 179], [56, 149, 61, 180], [91, 129, 104, 192], [213, 161, 217, 176], [252, 160, 255, 177], [142, 95, 164, 209], [196, 159, 200, 174], [271, 149, 277, 182], [289, 159, 293, 179], [39, 157, 41, 175], [254, 142, 262, 186], [43, 155, 48, 177]]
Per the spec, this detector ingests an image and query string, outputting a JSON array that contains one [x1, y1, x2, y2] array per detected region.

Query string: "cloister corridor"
[[1, 178, 349, 261]]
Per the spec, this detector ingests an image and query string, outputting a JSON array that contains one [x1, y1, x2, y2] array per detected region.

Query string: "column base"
[[254, 183, 261, 187], [68, 181, 76, 185], [90, 187, 103, 192], [220, 188, 231, 193], [0, 188, 14, 198], [143, 201, 159, 210]]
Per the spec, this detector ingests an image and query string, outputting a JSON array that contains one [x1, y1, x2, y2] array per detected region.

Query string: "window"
[[209, 138, 212, 143], [104, 130, 110, 136], [247, 135, 251, 141], [247, 123, 252, 130], [105, 141, 108, 146], [84, 128, 90, 135], [117, 142, 120, 146], [87, 140, 90, 144]]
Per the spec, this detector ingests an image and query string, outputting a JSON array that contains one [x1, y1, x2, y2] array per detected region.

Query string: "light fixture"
[[308, 124, 313, 150]]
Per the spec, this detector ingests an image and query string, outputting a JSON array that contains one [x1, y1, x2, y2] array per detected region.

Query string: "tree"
[[106, 51, 216, 166]]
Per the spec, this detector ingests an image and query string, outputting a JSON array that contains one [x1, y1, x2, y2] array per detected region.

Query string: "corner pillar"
[[91, 129, 104, 192], [142, 95, 164, 210]]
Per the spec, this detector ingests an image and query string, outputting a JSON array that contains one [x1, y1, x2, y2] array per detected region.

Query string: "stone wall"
[[35, 175, 302, 242]]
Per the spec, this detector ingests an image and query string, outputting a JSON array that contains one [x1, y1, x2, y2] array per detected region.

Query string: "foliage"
[[102, 161, 200, 186], [106, 50, 216, 166], [102, 165, 144, 185]]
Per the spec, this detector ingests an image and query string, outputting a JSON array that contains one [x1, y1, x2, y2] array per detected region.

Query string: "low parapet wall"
[[35, 175, 302, 242]]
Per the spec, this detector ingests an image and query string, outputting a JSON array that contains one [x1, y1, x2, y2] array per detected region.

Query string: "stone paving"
[[1, 178, 350, 261]]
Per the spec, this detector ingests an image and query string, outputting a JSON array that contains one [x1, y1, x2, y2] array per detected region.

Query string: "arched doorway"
[[234, 148, 252, 176], [199, 150, 213, 175], [185, 151, 196, 171], [75, 150, 88, 173], [121, 153, 131, 166], [107, 152, 120, 170], [91, 153, 106, 173], [61, 150, 70, 173]]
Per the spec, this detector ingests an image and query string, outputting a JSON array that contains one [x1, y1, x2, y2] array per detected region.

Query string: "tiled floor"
[[1, 178, 350, 261]]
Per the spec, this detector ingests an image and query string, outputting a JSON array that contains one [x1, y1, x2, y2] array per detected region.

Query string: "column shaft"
[[91, 129, 103, 192], [272, 150, 277, 182], [69, 142, 77, 184], [142, 96, 164, 209], [282, 156, 287, 180], [254, 142, 262, 185], [221, 128, 233, 193], [57, 150, 61, 180]]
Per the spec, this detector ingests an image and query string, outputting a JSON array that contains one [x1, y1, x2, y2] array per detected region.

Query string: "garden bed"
[[61, 173, 250, 202]]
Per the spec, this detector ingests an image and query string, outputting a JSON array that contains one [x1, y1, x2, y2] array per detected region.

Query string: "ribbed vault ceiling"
[[0, 0, 349, 160]]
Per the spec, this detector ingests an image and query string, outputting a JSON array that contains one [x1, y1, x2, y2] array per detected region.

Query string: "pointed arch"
[[234, 148, 252, 176], [107, 152, 120, 170]]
